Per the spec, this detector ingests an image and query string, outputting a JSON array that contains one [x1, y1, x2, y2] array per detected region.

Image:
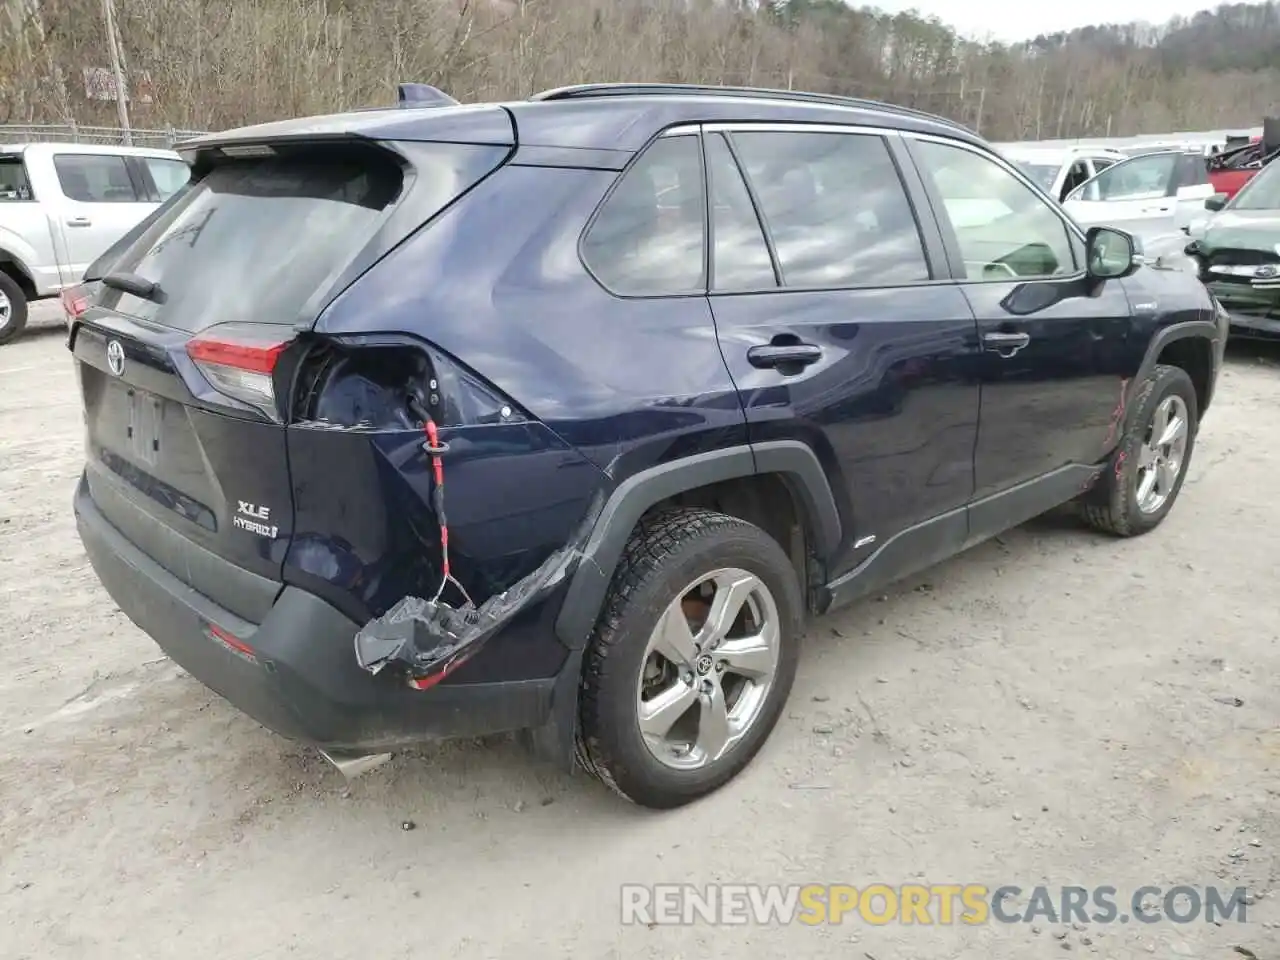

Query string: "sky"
[[872, 0, 1224, 43]]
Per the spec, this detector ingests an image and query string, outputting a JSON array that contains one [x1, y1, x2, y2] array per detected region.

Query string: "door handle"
[[1140, 205, 1172, 214], [747, 343, 822, 371], [65, 217, 92, 227], [982, 331, 1031, 357]]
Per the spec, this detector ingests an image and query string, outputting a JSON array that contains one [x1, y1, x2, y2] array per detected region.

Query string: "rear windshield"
[[100, 142, 501, 329]]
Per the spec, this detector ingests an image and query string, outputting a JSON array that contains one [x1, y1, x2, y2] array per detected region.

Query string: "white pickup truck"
[[0, 142, 190, 345]]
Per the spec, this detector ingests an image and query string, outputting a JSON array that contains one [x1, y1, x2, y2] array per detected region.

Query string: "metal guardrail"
[[0, 123, 208, 148]]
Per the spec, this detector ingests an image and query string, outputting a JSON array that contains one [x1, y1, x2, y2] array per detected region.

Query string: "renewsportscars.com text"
[[620, 883, 1250, 926]]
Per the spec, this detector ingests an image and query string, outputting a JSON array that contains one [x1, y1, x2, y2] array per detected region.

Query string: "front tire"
[[576, 508, 802, 809], [1081, 364, 1198, 537], [0, 271, 29, 346]]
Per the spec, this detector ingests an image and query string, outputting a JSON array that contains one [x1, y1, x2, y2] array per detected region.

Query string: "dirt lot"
[[2, 302, 1278, 959]]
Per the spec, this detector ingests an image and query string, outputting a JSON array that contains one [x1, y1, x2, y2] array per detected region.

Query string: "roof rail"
[[529, 83, 966, 131], [397, 83, 459, 108]]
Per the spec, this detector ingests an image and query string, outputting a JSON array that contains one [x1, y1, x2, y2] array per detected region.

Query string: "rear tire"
[[1080, 364, 1198, 537], [576, 507, 802, 809], [0, 271, 28, 346]]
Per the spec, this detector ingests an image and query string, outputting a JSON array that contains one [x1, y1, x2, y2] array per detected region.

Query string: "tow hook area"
[[319, 748, 393, 779]]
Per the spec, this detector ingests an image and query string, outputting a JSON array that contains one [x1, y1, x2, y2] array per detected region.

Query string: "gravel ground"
[[2, 301, 1278, 959]]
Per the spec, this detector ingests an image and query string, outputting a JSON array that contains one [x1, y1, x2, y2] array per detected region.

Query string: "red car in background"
[[1208, 126, 1277, 199]]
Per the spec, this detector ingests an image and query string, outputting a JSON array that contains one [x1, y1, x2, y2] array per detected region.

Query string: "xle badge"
[[233, 500, 278, 539]]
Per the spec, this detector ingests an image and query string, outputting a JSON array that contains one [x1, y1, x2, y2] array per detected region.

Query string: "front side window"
[[53, 154, 141, 203], [731, 129, 930, 287], [912, 139, 1077, 281], [1075, 153, 1178, 203], [581, 135, 706, 296]]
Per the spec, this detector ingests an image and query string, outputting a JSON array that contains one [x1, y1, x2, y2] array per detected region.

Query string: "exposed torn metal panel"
[[353, 501, 600, 686]]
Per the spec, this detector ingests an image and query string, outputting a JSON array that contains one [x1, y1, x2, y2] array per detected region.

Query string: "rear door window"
[[100, 143, 501, 331], [144, 157, 191, 199], [705, 133, 776, 291], [53, 154, 142, 202], [581, 135, 707, 296], [1061, 159, 1091, 198], [730, 129, 930, 287], [1175, 153, 1209, 188], [0, 156, 34, 200]]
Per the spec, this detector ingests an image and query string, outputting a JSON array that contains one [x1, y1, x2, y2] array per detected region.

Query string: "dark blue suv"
[[68, 83, 1226, 809]]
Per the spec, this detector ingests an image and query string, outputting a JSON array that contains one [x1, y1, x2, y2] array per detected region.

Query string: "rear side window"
[[0, 157, 34, 201], [581, 135, 706, 296], [101, 143, 501, 330], [54, 154, 141, 203], [731, 130, 930, 288], [145, 157, 191, 199], [705, 133, 776, 291]]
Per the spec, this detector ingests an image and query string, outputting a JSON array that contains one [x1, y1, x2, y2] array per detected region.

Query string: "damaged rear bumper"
[[73, 475, 563, 752]]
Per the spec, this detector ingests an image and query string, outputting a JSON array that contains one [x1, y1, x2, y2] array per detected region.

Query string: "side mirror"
[[1205, 193, 1228, 212], [1086, 226, 1140, 280]]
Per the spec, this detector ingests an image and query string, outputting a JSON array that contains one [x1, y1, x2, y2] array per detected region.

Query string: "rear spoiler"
[[175, 81, 492, 165]]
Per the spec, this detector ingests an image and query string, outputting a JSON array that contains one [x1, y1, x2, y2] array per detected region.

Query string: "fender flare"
[[0, 245, 36, 294], [1127, 319, 1220, 420], [553, 439, 841, 649]]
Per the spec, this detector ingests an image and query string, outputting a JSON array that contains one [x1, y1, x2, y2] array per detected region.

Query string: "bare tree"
[[4, 0, 1279, 138]]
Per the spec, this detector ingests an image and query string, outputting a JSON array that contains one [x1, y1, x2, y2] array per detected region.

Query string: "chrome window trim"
[[702, 121, 898, 138]]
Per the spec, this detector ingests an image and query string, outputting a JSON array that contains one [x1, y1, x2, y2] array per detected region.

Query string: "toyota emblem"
[[1254, 265, 1279, 280], [106, 339, 125, 377]]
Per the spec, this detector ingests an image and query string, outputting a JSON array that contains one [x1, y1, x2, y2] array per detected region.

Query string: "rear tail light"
[[186, 323, 293, 417], [60, 282, 97, 321]]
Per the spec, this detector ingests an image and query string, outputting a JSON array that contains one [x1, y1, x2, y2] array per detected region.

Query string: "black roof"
[[179, 82, 984, 157]]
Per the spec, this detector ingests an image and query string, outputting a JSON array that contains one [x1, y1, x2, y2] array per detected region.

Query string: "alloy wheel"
[[1136, 394, 1189, 514], [635, 568, 781, 771]]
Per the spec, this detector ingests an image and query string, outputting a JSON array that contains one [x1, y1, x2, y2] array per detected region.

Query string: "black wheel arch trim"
[[1129, 319, 1220, 418], [553, 440, 841, 649]]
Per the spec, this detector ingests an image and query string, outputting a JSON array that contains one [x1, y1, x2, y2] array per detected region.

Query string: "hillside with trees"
[[2, 0, 1279, 140]]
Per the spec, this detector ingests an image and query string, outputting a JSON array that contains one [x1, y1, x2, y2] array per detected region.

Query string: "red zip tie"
[[423, 418, 472, 607]]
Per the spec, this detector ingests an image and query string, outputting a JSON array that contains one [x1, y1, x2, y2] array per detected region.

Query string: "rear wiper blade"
[[102, 271, 164, 303]]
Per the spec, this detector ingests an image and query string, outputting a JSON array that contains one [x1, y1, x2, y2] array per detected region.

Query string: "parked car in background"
[[0, 142, 190, 345], [1061, 148, 1216, 243], [1186, 156, 1280, 339], [1000, 145, 1127, 203]]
